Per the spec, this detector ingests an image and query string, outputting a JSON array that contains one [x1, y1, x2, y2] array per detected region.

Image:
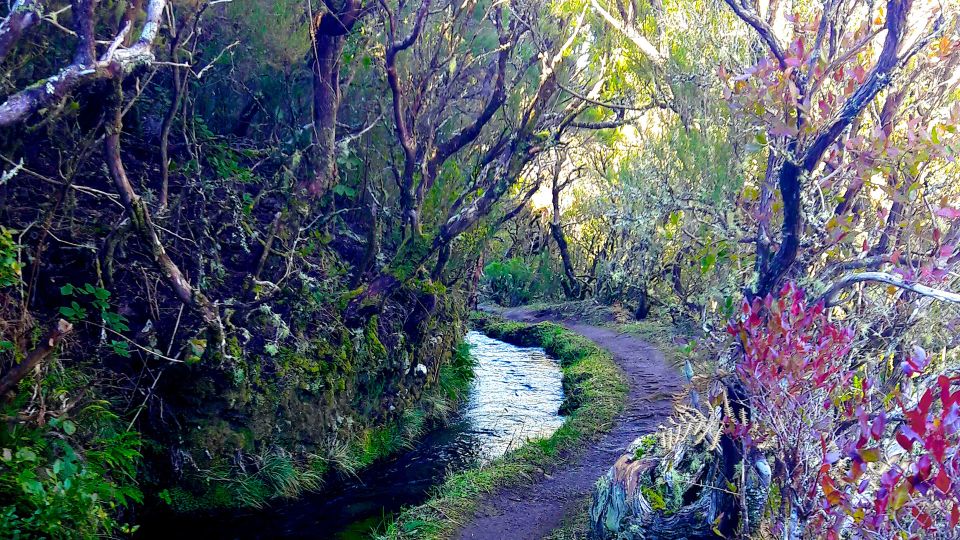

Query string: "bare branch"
[[0, 0, 44, 62], [0, 0, 168, 128], [721, 0, 786, 69], [821, 272, 960, 307], [590, 0, 665, 66], [104, 82, 225, 353]]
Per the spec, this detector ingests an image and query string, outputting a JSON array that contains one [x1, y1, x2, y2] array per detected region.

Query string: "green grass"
[[378, 314, 628, 540], [544, 496, 592, 540]]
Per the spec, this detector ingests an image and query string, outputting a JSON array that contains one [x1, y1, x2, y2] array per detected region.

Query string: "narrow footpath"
[[455, 307, 684, 540]]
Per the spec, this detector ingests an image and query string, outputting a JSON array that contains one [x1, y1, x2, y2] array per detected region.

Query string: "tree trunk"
[[551, 174, 581, 299], [306, 0, 363, 198], [634, 284, 650, 319], [233, 96, 260, 137], [308, 31, 345, 197], [551, 221, 581, 299], [159, 30, 185, 209], [0, 0, 43, 63]]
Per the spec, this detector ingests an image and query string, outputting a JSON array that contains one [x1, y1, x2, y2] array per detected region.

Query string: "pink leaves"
[[785, 55, 804, 68], [936, 206, 960, 220], [871, 410, 887, 440], [733, 283, 960, 536]]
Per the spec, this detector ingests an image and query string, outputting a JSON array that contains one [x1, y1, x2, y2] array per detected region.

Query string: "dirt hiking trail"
[[455, 307, 683, 540]]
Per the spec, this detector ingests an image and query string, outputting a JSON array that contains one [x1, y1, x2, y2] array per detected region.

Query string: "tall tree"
[[306, 0, 366, 197]]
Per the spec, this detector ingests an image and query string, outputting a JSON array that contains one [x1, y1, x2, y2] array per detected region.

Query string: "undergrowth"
[[378, 315, 627, 540], [0, 367, 143, 539], [165, 339, 477, 514]]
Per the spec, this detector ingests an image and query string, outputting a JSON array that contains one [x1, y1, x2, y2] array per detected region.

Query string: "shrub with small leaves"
[[730, 283, 960, 539], [0, 226, 22, 289]]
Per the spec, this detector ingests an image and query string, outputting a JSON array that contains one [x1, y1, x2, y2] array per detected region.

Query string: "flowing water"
[[141, 331, 565, 539]]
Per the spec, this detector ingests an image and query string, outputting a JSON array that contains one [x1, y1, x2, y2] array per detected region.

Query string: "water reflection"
[[140, 331, 564, 539], [459, 331, 565, 462]]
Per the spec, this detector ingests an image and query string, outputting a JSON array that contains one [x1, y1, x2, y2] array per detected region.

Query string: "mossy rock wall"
[[154, 285, 467, 511]]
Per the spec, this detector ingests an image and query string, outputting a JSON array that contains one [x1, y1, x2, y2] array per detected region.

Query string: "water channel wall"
[[155, 286, 470, 513]]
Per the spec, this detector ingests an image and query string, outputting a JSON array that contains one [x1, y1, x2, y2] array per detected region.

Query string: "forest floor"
[[454, 305, 684, 540]]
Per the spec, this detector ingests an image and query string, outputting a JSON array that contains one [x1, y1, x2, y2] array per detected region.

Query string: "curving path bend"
[[455, 307, 684, 540]]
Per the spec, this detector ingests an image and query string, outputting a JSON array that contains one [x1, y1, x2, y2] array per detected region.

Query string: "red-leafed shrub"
[[730, 283, 960, 539]]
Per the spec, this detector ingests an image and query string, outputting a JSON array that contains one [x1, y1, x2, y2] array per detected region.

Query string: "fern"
[[655, 402, 724, 455]]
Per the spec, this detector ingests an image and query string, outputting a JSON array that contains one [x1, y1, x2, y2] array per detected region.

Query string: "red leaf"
[[896, 431, 913, 450], [822, 475, 842, 506], [919, 387, 935, 417], [951, 504, 959, 527], [935, 468, 952, 493], [940, 375, 954, 408], [916, 511, 934, 530], [928, 435, 947, 463]]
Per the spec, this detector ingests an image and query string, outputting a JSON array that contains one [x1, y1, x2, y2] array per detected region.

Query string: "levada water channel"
[[141, 330, 566, 539]]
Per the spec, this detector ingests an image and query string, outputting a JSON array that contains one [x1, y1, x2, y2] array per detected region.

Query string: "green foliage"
[[641, 485, 667, 511], [166, 449, 325, 512], [59, 283, 131, 357], [0, 394, 142, 539], [482, 258, 536, 306], [0, 226, 21, 288], [229, 449, 323, 508], [632, 434, 657, 460], [438, 342, 476, 402]]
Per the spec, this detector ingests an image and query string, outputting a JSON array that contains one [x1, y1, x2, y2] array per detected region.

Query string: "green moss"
[[388, 233, 433, 281], [160, 288, 469, 516], [338, 285, 367, 310], [226, 335, 243, 358], [365, 316, 388, 359], [190, 420, 246, 458], [633, 434, 657, 459], [351, 424, 405, 469], [642, 485, 668, 511]]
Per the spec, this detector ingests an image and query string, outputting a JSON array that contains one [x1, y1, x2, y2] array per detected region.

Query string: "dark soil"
[[455, 307, 683, 540]]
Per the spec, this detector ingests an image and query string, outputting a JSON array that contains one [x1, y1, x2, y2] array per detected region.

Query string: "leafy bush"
[[0, 226, 21, 289], [0, 397, 143, 539], [730, 283, 960, 538], [482, 258, 535, 306]]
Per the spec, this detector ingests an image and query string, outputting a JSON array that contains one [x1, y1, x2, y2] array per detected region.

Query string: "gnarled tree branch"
[[104, 82, 225, 354], [821, 272, 960, 307], [0, 0, 166, 128], [0, 0, 44, 62]]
